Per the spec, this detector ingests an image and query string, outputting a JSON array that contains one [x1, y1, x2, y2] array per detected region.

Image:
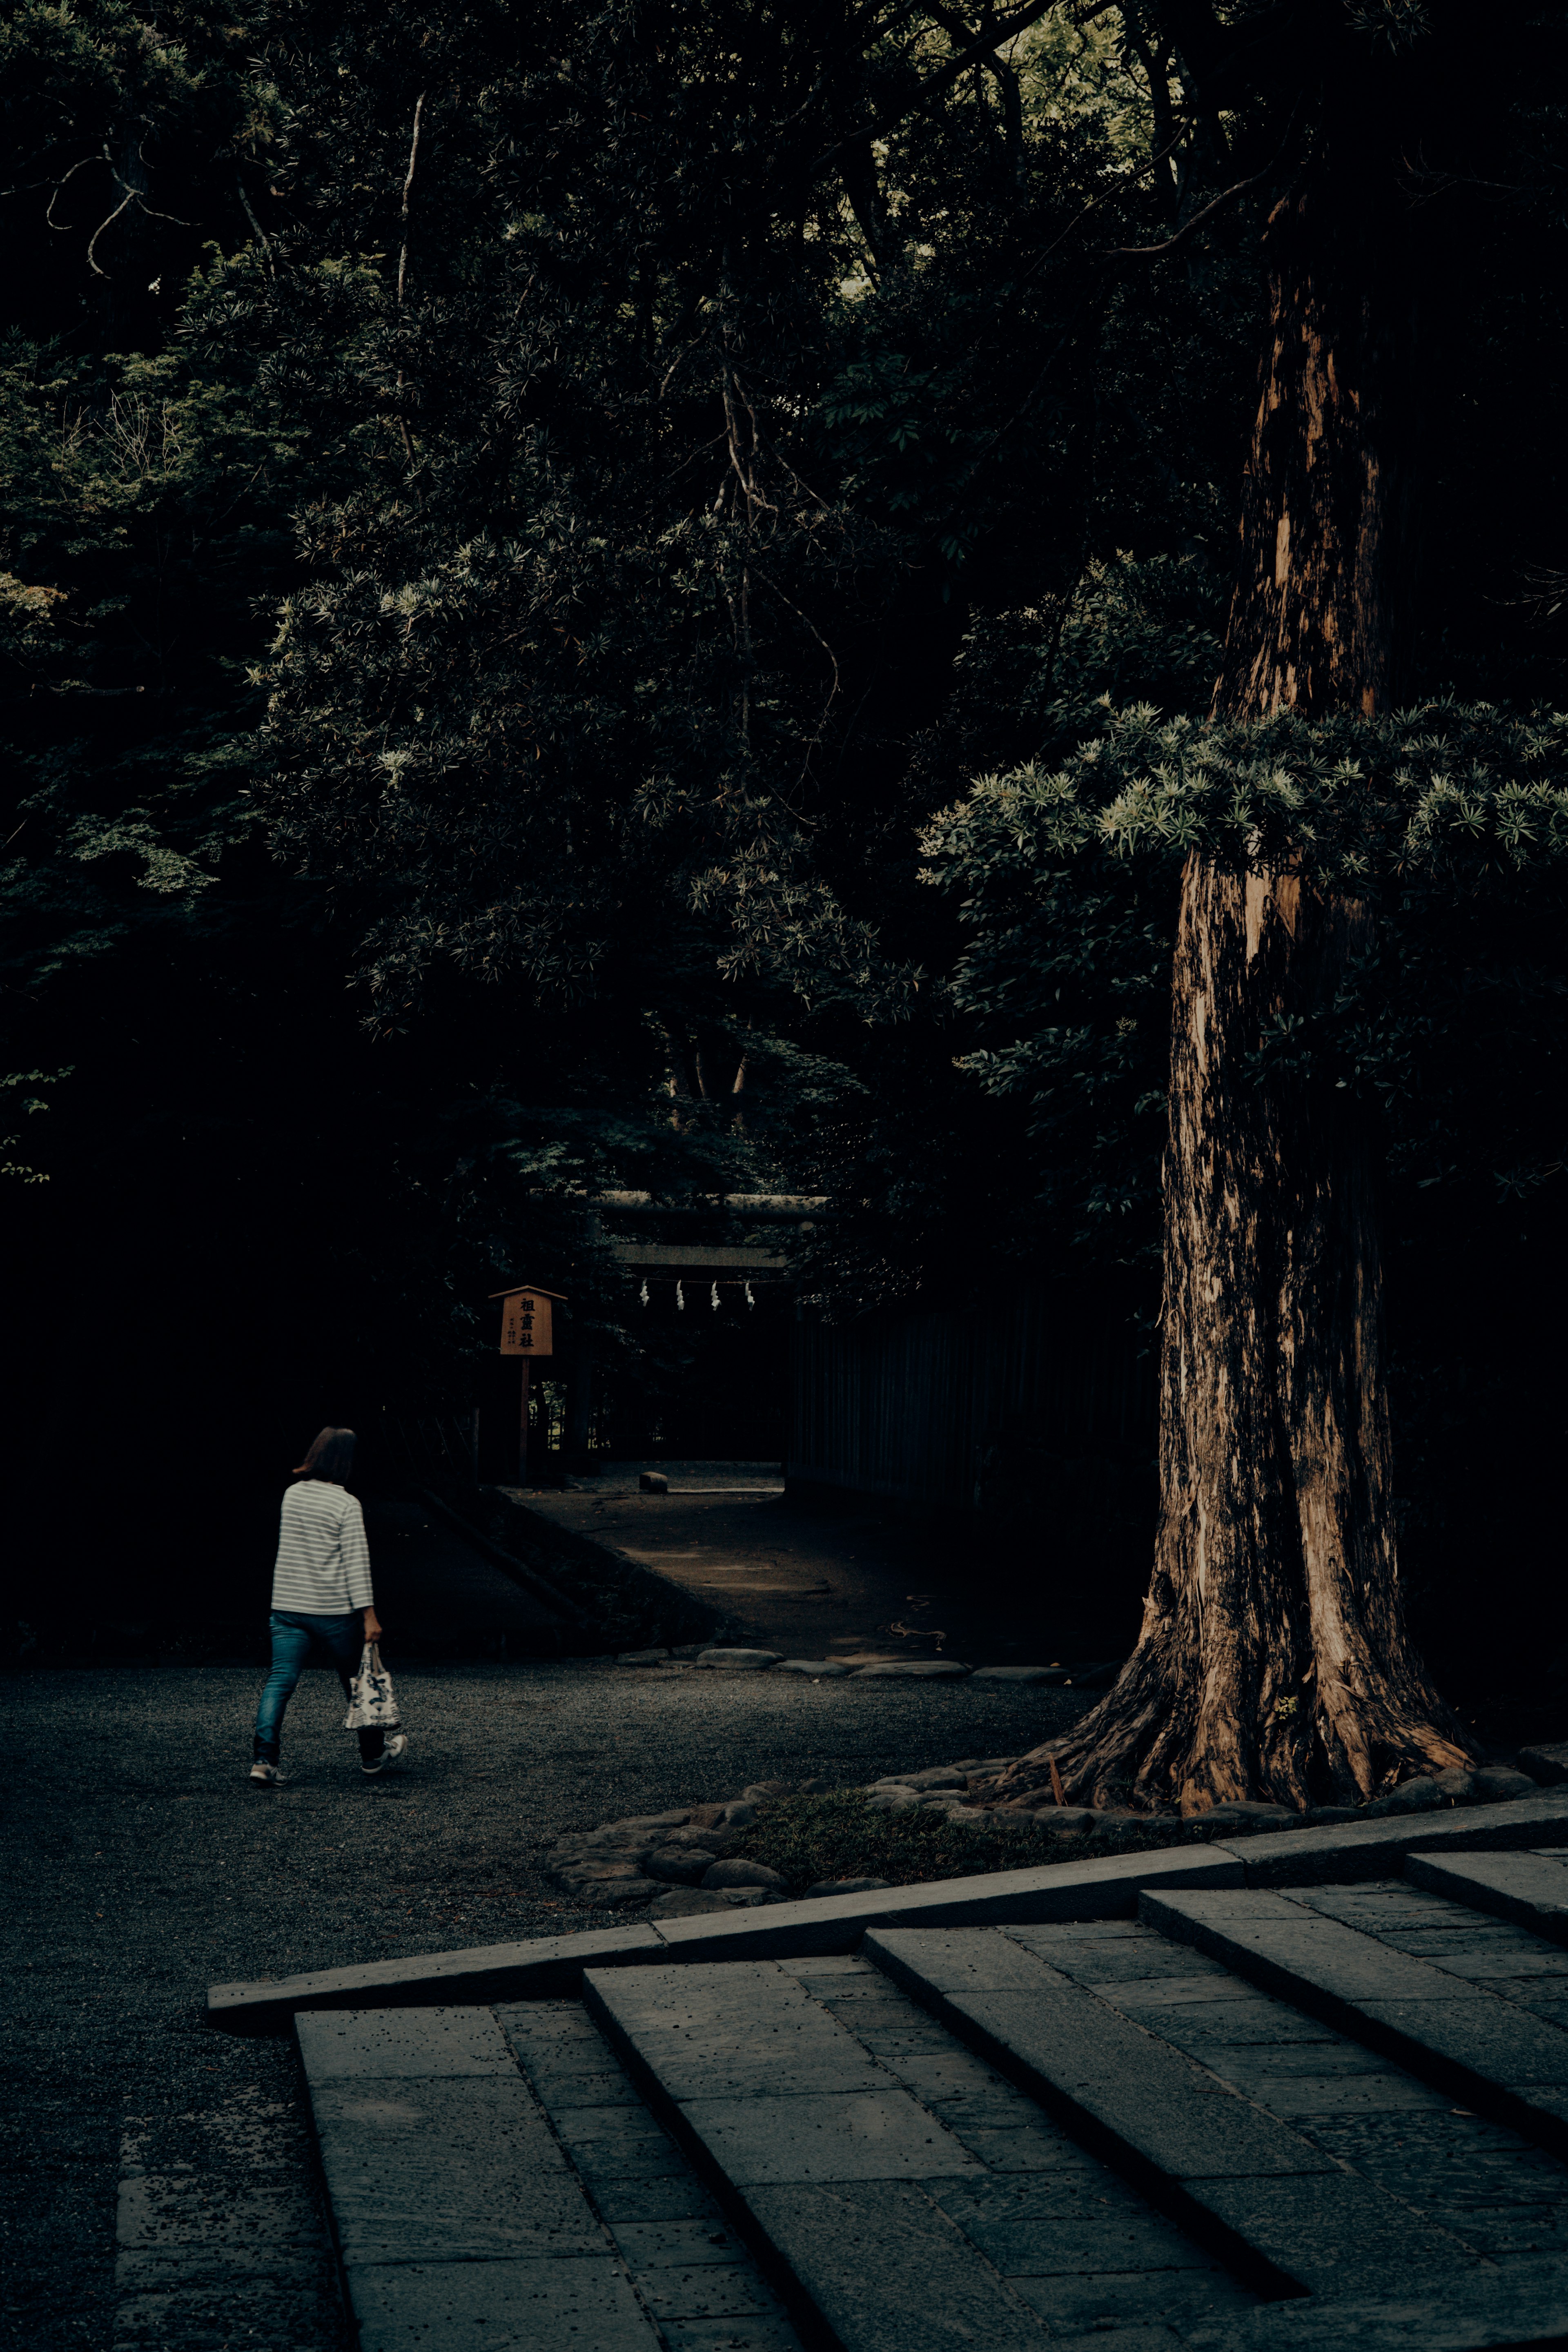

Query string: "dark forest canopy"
[[4, 0, 1568, 1683]]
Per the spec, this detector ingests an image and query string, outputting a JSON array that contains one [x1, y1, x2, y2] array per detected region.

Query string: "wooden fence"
[[787, 1287, 1156, 1511]]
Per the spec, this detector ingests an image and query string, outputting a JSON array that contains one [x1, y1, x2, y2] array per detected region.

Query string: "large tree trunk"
[[1001, 151, 1470, 1813]]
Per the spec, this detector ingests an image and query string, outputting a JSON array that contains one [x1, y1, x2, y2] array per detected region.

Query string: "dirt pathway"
[[525, 1460, 1128, 1666]]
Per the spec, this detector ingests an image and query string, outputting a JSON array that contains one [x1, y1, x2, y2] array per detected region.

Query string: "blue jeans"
[[254, 1611, 385, 1764]]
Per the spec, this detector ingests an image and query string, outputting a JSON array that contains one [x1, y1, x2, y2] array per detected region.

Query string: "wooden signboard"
[[489, 1281, 567, 1483], [499, 1292, 552, 1356], [490, 1281, 566, 1358]]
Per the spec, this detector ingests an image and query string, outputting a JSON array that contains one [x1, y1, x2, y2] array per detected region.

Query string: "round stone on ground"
[[702, 1858, 788, 1893], [583, 1879, 658, 1907], [997, 1798, 1096, 1831], [1381, 1778, 1443, 1814], [559, 1858, 647, 1886], [646, 1849, 718, 1885], [853, 1660, 971, 1679], [1471, 1765, 1537, 1802], [969, 1666, 1069, 1684], [802, 1877, 891, 1900], [696, 1648, 782, 1671], [647, 1888, 726, 1918], [775, 1660, 851, 1677], [1194, 1801, 1299, 1828]]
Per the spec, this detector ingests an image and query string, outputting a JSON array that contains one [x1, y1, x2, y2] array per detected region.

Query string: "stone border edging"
[[205, 1788, 1568, 2032]]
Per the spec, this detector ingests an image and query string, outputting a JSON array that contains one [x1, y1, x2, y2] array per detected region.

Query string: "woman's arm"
[[363, 1605, 383, 1640]]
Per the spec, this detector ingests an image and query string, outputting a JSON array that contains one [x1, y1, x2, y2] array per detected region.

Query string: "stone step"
[[584, 1952, 1262, 2350], [295, 1885, 1568, 2351], [1408, 1848, 1568, 1945], [1143, 1880, 1568, 2156], [294, 2001, 805, 2352], [863, 1922, 1505, 2306]]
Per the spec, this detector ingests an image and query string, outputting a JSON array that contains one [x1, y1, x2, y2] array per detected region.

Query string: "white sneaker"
[[361, 1733, 408, 1777], [249, 1759, 288, 1786]]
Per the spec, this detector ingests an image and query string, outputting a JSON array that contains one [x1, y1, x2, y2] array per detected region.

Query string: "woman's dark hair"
[[293, 1426, 357, 1483]]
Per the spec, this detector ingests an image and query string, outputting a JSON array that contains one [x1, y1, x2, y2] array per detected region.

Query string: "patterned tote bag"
[[343, 1641, 401, 1731]]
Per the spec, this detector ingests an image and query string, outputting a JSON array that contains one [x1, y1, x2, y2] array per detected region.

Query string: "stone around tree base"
[[646, 1889, 729, 1919], [703, 1858, 788, 1893], [696, 1648, 782, 1670], [775, 1660, 852, 1677], [801, 1877, 891, 1900], [853, 1661, 971, 1679], [1472, 1765, 1540, 1802], [969, 1666, 1069, 1684], [646, 1850, 717, 1885], [1380, 1776, 1445, 1813], [1520, 1744, 1568, 1787], [997, 1802, 1097, 1833], [1191, 1801, 1300, 1829]]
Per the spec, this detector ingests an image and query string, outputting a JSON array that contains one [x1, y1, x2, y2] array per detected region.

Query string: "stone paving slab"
[[294, 2003, 519, 2079], [740, 2179, 1049, 2352], [1194, 2173, 1477, 2299], [309, 2076, 600, 2261], [499, 1998, 808, 2343], [1178, 2258, 1568, 2352], [1039, 1920, 1568, 2279], [110, 2276, 344, 2351], [344, 2252, 655, 2352], [300, 1995, 815, 2352], [584, 1955, 1270, 2348], [1408, 1849, 1568, 1945], [868, 1931, 1335, 2180], [1145, 1886, 1568, 2158], [674, 2087, 984, 2184], [1218, 1792, 1568, 1888], [866, 1924, 1523, 2305], [114, 2175, 320, 2261]]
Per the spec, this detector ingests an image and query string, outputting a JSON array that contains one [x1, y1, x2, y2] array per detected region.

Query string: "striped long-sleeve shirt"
[[270, 1478, 374, 1614]]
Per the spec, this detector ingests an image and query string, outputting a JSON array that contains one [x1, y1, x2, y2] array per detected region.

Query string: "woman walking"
[[250, 1426, 409, 1786]]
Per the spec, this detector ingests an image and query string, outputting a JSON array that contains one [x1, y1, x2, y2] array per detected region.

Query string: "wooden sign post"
[[490, 1282, 567, 1484]]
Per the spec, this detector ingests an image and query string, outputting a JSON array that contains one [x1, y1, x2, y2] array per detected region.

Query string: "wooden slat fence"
[[788, 1287, 1154, 1510]]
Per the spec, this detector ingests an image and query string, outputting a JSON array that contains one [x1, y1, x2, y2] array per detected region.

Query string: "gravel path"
[[2, 1658, 1089, 2352]]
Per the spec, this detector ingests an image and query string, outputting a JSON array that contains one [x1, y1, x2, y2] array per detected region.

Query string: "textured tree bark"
[[1000, 150, 1470, 1812]]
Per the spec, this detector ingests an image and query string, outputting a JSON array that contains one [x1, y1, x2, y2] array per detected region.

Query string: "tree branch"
[[396, 92, 427, 307], [806, 0, 1109, 178], [1104, 116, 1296, 259]]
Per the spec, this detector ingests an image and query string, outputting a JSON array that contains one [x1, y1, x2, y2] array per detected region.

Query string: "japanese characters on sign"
[[499, 1292, 553, 1356]]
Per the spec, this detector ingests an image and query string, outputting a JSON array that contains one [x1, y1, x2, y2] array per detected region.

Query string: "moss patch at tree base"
[[724, 1789, 1234, 1896]]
